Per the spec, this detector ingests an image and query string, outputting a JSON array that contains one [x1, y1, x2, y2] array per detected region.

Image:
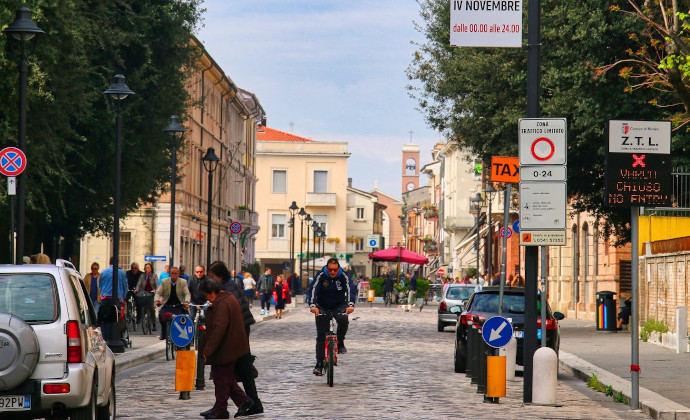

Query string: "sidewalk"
[[558, 318, 690, 420], [114, 300, 292, 373]]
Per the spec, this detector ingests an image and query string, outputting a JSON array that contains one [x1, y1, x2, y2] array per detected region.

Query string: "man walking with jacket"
[[256, 268, 273, 316]]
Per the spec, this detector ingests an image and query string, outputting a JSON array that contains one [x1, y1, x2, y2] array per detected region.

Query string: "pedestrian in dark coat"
[[199, 277, 254, 419], [207, 261, 263, 416]]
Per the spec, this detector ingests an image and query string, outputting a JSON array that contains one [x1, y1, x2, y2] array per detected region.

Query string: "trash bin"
[[596, 291, 617, 332]]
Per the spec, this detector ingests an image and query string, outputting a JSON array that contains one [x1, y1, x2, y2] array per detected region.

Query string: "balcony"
[[228, 208, 258, 226], [306, 192, 336, 207]]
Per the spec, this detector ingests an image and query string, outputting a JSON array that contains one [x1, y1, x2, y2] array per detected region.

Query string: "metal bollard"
[[469, 325, 479, 384], [195, 327, 206, 390], [466, 323, 475, 379], [179, 344, 191, 400], [477, 331, 487, 394], [500, 336, 517, 381], [532, 347, 558, 404]]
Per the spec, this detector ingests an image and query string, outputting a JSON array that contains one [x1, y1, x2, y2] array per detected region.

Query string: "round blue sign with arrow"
[[170, 314, 194, 348], [481, 316, 513, 348], [512, 219, 520, 234]]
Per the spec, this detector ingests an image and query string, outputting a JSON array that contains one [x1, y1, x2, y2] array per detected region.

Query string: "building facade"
[[346, 183, 385, 278], [79, 37, 264, 275], [254, 126, 350, 286]]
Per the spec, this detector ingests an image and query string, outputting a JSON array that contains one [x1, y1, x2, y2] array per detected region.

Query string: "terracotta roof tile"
[[256, 126, 316, 142]]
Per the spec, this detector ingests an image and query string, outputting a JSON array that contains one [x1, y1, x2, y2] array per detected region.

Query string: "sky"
[[196, 0, 441, 199]]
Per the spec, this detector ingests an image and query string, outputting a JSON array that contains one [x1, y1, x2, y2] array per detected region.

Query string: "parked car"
[[0, 260, 116, 419], [437, 284, 475, 332], [453, 286, 564, 373]]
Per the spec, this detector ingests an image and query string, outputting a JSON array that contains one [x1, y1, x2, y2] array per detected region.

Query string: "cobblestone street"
[[116, 305, 648, 419]]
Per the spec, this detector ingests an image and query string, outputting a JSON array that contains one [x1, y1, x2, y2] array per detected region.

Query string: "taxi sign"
[[490, 156, 519, 183], [170, 315, 194, 348]]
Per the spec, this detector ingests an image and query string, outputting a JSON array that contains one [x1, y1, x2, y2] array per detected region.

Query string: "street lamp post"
[[305, 214, 313, 280], [312, 224, 320, 275], [202, 148, 220, 270], [298, 208, 307, 285], [163, 115, 186, 268], [4, 7, 43, 264], [320, 229, 326, 257], [484, 184, 496, 283], [471, 193, 483, 282], [103, 74, 135, 353], [288, 201, 299, 291]]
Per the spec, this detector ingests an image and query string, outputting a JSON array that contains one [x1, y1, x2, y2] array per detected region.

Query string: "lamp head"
[[4, 7, 43, 42], [202, 147, 220, 172], [103, 74, 135, 101], [298, 207, 307, 219], [163, 115, 186, 136], [289, 201, 299, 212]]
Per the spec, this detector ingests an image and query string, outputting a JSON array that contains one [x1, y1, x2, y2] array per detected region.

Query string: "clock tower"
[[402, 143, 420, 195]]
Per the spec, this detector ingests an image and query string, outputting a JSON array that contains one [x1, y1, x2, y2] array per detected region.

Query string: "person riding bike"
[[308, 258, 356, 376], [154, 266, 190, 340], [383, 274, 395, 304]]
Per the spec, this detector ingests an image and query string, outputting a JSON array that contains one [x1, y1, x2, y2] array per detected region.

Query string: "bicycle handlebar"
[[188, 302, 209, 307]]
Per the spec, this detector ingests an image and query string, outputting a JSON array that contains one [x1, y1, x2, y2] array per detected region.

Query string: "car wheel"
[[437, 319, 444, 332], [454, 337, 466, 373], [71, 377, 97, 420], [96, 369, 116, 420], [0, 313, 40, 390]]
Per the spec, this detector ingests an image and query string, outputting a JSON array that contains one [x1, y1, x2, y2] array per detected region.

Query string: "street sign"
[[512, 219, 520, 234], [450, 0, 523, 48], [519, 165, 567, 182], [605, 120, 672, 207], [0, 147, 27, 177], [519, 119, 567, 166], [366, 234, 380, 248], [144, 255, 167, 262], [282, 261, 291, 270], [519, 230, 567, 246], [170, 314, 194, 348], [518, 182, 566, 230], [230, 222, 242, 234], [437, 267, 445, 277], [7, 177, 16, 196], [482, 316, 514, 348], [500, 227, 512, 238], [490, 156, 519, 183]]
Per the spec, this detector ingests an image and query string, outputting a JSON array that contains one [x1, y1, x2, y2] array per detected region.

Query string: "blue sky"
[[196, 0, 440, 198]]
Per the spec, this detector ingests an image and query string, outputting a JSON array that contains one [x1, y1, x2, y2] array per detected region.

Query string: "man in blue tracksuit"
[[308, 257, 356, 376]]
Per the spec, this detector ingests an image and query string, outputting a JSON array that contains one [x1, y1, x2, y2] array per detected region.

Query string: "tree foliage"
[[407, 0, 673, 243], [0, 0, 203, 259]]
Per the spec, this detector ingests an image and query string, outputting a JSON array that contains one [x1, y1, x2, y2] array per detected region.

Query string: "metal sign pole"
[[631, 207, 639, 409], [498, 183, 511, 317]]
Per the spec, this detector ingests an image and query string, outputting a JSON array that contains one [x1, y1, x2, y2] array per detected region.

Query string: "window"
[[312, 215, 328, 235], [272, 170, 287, 193], [110, 232, 132, 268], [0, 274, 58, 323], [356, 207, 365, 220], [313, 170, 328, 193], [356, 237, 364, 251], [271, 214, 286, 238]]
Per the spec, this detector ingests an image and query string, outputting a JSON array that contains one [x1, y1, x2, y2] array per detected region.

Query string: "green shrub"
[[613, 391, 627, 404], [369, 278, 384, 297], [640, 317, 668, 342]]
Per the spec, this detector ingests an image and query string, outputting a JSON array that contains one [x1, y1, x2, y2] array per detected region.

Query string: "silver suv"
[[0, 260, 116, 419]]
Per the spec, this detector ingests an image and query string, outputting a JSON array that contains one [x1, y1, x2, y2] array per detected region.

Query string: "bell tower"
[[402, 143, 420, 195]]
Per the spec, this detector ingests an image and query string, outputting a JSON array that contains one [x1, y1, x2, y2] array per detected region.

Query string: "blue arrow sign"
[[144, 255, 167, 262], [481, 316, 513, 348], [512, 219, 520, 234], [170, 314, 194, 348]]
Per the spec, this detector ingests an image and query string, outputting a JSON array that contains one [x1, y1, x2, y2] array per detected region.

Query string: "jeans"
[[315, 304, 349, 362], [260, 292, 271, 310], [211, 362, 249, 413]]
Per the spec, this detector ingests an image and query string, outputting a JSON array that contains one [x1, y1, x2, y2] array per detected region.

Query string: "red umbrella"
[[369, 246, 429, 265]]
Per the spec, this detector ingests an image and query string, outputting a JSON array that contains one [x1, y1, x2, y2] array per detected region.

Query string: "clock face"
[[406, 182, 415, 191]]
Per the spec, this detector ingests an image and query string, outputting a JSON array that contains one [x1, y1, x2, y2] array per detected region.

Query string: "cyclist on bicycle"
[[308, 258, 356, 376], [154, 267, 190, 340], [188, 265, 209, 322], [383, 274, 395, 304]]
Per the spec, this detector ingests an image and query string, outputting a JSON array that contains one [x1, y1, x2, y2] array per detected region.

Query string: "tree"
[[407, 0, 672, 242], [0, 0, 203, 260]]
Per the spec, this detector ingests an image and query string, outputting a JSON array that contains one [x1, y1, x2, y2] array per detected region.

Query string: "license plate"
[[513, 330, 524, 338], [0, 395, 30, 410]]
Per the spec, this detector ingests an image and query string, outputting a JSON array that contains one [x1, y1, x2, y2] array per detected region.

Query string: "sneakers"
[[260, 310, 264, 315], [200, 408, 214, 417], [234, 398, 254, 418], [337, 341, 347, 355], [313, 362, 323, 376], [266, 310, 270, 316]]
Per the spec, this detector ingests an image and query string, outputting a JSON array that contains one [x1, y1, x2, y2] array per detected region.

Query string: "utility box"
[[596, 291, 617, 332]]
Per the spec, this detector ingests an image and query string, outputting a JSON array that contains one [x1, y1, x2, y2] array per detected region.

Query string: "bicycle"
[[384, 290, 393, 307], [158, 303, 187, 361], [321, 311, 346, 387], [125, 291, 137, 332], [134, 291, 155, 335], [188, 302, 209, 350]]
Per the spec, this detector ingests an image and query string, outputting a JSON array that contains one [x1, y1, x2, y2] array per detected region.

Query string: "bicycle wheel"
[[165, 322, 172, 361], [141, 312, 150, 335], [171, 341, 177, 360], [128, 303, 137, 332], [327, 338, 335, 387]]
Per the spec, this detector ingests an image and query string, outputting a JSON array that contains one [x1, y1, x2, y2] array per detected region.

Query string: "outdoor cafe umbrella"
[[369, 246, 428, 283]]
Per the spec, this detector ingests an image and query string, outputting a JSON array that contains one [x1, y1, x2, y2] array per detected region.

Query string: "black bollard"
[[180, 344, 191, 400], [195, 326, 206, 390], [470, 325, 479, 384], [465, 322, 474, 379], [477, 337, 487, 394]]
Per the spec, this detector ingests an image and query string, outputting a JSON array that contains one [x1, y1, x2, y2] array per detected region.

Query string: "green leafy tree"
[[0, 0, 203, 260], [407, 0, 671, 242]]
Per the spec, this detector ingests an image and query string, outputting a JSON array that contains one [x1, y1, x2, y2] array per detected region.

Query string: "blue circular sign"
[[230, 222, 242, 234], [512, 219, 520, 234], [170, 314, 194, 348], [369, 239, 377, 247], [481, 316, 513, 349]]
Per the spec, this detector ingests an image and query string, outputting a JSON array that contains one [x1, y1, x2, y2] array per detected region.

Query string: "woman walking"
[[272, 275, 288, 319], [242, 271, 256, 308]]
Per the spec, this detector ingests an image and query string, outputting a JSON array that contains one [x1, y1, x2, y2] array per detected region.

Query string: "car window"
[[67, 274, 87, 325], [0, 274, 59, 323], [446, 287, 473, 300], [78, 278, 99, 326], [470, 292, 553, 316]]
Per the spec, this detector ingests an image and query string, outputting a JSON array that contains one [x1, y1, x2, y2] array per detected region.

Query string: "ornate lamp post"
[[320, 229, 326, 257], [288, 201, 299, 290], [312, 224, 321, 274], [298, 207, 307, 283], [103, 74, 135, 353], [305, 214, 313, 279], [202, 148, 220, 270], [471, 193, 483, 282], [4, 7, 43, 264], [163, 115, 185, 267]]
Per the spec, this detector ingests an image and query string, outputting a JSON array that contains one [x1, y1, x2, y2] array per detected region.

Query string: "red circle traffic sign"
[[501, 227, 512, 238], [437, 268, 445, 277], [230, 222, 242, 234], [0, 147, 27, 177], [531, 137, 555, 161]]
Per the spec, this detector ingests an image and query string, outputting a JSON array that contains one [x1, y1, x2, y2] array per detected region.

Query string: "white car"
[[0, 260, 116, 419]]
